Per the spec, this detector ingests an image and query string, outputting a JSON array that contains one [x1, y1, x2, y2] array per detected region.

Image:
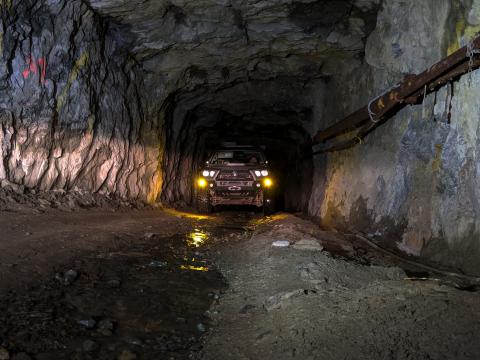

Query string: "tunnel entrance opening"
[[200, 129, 312, 213], [161, 90, 314, 214]]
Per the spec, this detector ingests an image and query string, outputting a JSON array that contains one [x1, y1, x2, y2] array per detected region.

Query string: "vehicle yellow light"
[[263, 178, 273, 187], [198, 178, 207, 188]]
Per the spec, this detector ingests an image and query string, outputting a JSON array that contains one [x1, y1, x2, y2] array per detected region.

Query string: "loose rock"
[[78, 319, 97, 329], [118, 350, 137, 360], [56, 269, 79, 285], [264, 289, 304, 312], [148, 260, 168, 268], [0, 347, 9, 360], [106, 279, 122, 288], [64, 269, 79, 284], [98, 319, 114, 330], [292, 239, 324, 251], [98, 319, 115, 336], [11, 353, 32, 360], [82, 339, 99, 352], [124, 337, 143, 346], [271, 240, 290, 247]]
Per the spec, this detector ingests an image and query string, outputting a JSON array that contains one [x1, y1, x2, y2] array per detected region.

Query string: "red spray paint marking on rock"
[[22, 56, 47, 84]]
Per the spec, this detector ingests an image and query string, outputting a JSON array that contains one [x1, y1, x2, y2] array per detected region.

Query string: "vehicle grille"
[[216, 190, 255, 197], [217, 170, 253, 180], [217, 181, 253, 187]]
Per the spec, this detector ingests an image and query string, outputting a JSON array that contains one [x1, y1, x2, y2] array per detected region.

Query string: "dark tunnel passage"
[[160, 79, 315, 212]]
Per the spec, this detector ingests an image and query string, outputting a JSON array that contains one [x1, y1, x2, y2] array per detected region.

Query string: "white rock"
[[292, 239, 323, 251], [272, 240, 290, 247], [264, 289, 304, 312]]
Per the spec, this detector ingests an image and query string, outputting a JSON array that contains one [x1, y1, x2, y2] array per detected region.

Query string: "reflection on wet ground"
[[187, 230, 209, 248], [0, 210, 261, 360], [162, 208, 213, 221]]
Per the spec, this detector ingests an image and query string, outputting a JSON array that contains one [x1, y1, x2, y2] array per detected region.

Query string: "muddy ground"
[[0, 199, 479, 359]]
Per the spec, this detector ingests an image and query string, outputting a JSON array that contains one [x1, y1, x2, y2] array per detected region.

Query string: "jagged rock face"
[[0, 0, 380, 205], [83, 0, 382, 207], [88, 0, 380, 85], [0, 0, 164, 202], [309, 0, 480, 274]]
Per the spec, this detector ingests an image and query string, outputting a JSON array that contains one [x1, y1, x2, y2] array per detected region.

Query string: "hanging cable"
[[442, 83, 450, 123], [421, 85, 427, 120], [466, 35, 480, 86], [447, 82, 454, 124]]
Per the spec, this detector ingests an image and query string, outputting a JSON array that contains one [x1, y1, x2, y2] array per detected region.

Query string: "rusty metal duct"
[[312, 35, 480, 153]]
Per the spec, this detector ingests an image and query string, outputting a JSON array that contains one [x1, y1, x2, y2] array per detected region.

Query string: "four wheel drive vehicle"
[[194, 146, 275, 214]]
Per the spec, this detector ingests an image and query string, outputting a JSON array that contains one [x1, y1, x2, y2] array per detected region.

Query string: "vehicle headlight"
[[263, 178, 273, 187], [254, 170, 269, 177], [202, 170, 216, 177], [198, 178, 207, 188]]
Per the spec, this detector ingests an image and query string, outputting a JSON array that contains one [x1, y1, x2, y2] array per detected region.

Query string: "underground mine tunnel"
[[2, 0, 480, 359]]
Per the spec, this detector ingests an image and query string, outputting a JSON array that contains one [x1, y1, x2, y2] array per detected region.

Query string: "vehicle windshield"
[[209, 150, 265, 165]]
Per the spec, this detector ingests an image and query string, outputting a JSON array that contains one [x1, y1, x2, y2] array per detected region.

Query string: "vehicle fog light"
[[198, 178, 207, 188], [209, 183, 214, 188], [263, 178, 273, 187], [256, 183, 261, 188]]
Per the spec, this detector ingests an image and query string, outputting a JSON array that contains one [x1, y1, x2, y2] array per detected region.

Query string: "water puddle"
[[0, 210, 264, 359], [0, 230, 227, 360]]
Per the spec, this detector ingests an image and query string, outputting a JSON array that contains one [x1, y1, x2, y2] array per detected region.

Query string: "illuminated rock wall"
[[0, 0, 164, 202], [310, 0, 480, 274]]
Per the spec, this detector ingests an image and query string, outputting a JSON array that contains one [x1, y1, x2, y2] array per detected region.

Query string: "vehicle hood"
[[205, 164, 267, 170]]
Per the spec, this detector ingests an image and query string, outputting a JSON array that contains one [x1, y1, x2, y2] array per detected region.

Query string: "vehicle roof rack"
[[220, 145, 257, 149]]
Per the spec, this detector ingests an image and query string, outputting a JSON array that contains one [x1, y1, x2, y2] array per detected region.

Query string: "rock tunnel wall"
[[2, 0, 480, 274], [309, 0, 480, 274], [0, 0, 164, 203]]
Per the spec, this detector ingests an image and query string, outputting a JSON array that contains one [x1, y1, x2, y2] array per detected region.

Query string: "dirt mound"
[[200, 214, 480, 360], [0, 180, 148, 213]]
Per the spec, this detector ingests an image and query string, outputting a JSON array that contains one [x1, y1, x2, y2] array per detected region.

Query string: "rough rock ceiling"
[[88, 0, 381, 87]]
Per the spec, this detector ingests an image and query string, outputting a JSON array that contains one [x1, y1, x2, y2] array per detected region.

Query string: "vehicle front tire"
[[195, 189, 212, 214], [263, 198, 275, 216]]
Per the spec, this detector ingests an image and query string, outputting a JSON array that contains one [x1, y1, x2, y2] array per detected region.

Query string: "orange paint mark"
[[22, 55, 47, 84], [28, 57, 38, 74]]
